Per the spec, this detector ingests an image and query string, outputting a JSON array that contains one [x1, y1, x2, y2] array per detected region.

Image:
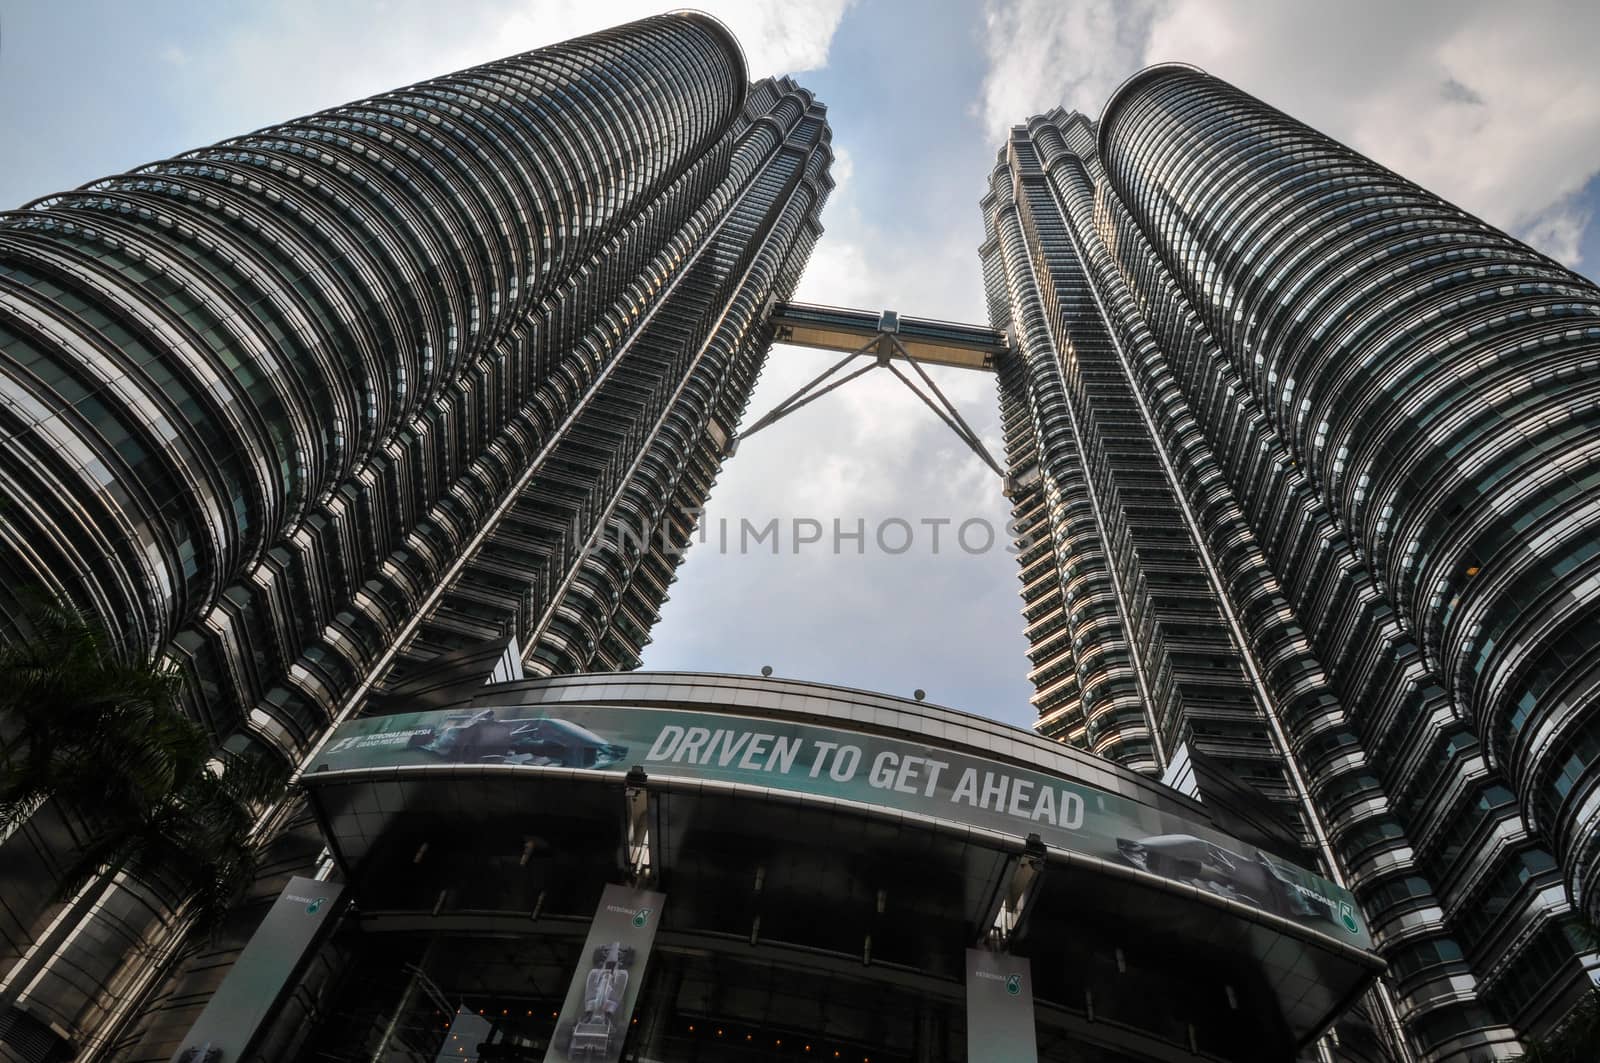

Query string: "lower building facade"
[[122, 671, 1385, 1063]]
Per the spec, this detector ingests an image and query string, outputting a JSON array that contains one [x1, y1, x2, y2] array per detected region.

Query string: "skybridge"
[[769, 302, 1007, 371], [738, 302, 1011, 477]]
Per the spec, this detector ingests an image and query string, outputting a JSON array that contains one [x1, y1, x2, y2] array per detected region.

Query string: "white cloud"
[[977, 0, 1161, 142], [1523, 202, 1593, 267], [490, 0, 853, 80], [181, 0, 852, 142], [829, 144, 855, 193], [978, 0, 1600, 268]]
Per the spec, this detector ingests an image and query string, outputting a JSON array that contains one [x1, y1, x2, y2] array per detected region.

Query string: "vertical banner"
[[435, 1006, 493, 1062], [171, 876, 344, 1061], [966, 949, 1037, 1063], [544, 883, 665, 1063]]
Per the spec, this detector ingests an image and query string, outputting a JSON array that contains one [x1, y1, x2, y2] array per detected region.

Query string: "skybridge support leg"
[[733, 337, 878, 449], [731, 327, 1008, 482], [886, 334, 1005, 478]]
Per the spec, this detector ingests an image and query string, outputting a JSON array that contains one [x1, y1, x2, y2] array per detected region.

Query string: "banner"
[[435, 1007, 492, 1062], [544, 883, 665, 1063], [310, 702, 1370, 948], [171, 876, 344, 1061], [966, 949, 1037, 1063]]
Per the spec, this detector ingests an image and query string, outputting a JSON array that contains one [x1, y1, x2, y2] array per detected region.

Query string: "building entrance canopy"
[[297, 672, 1383, 1060]]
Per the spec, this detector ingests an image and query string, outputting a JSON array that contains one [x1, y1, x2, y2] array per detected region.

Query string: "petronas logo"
[[307, 897, 327, 915], [632, 907, 652, 928], [1339, 902, 1359, 934], [1005, 973, 1022, 996]]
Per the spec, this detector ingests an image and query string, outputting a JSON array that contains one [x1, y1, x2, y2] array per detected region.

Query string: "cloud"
[[178, 0, 852, 142], [977, 0, 1161, 141], [1439, 77, 1484, 107], [977, 0, 1600, 268], [1523, 201, 1594, 267], [643, 4, 1035, 722], [490, 0, 854, 80], [829, 144, 856, 192]]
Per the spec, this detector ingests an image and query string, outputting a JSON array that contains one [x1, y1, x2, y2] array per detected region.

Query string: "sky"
[[3, 0, 1598, 729]]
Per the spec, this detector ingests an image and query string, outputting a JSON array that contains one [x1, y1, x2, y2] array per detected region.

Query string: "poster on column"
[[966, 949, 1038, 1063], [171, 876, 344, 1061], [544, 883, 665, 1063]]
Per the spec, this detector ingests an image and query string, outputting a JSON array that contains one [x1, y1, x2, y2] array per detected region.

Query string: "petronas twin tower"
[[0, 14, 830, 750], [984, 71, 1600, 1059], [1, 13, 1597, 1063]]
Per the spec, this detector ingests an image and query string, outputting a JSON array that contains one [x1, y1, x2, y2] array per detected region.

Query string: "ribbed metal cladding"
[[0, 18, 832, 1050], [1087, 164, 1538, 1061], [983, 160, 1161, 773], [1041, 111, 1521, 1059], [1098, 66, 1600, 943], [381, 79, 833, 683], [0, 13, 759, 754], [989, 117, 1432, 1062], [991, 73, 1600, 1056]]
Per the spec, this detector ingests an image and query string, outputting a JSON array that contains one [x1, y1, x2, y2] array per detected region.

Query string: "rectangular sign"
[[967, 949, 1037, 1063], [435, 1007, 492, 1062], [171, 876, 343, 1061], [310, 702, 1370, 948], [543, 883, 665, 1063]]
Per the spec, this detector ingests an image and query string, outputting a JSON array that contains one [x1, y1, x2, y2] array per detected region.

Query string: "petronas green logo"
[[307, 897, 327, 915], [1005, 973, 1022, 996], [1339, 902, 1359, 934], [632, 908, 652, 928]]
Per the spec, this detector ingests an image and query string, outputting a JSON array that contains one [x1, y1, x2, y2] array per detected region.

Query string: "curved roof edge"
[[668, 9, 750, 91], [301, 760, 1385, 972], [444, 668, 1215, 819], [1096, 61, 1206, 166]]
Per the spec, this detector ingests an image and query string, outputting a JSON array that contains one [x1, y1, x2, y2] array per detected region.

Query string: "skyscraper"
[[0, 12, 831, 757], [0, 13, 831, 1050], [983, 65, 1599, 1059], [4, 14, 1598, 1061]]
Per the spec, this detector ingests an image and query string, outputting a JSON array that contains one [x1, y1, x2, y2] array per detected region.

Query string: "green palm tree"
[[0, 603, 286, 1017], [0, 602, 203, 838], [1513, 918, 1600, 1063], [66, 744, 289, 932]]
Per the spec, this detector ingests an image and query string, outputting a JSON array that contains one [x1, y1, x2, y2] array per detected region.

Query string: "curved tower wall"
[[0, 17, 831, 1050], [990, 68, 1600, 1057], [0, 15, 830, 766], [1098, 67, 1600, 938]]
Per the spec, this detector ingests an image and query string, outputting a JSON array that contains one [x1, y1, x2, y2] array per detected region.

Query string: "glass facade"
[[0, 15, 832, 1055], [4, 22, 1597, 1063], [984, 67, 1600, 1060]]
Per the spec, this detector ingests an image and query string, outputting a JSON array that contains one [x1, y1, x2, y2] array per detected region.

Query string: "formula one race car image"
[[406, 709, 628, 769], [1113, 834, 1341, 926], [562, 942, 637, 1061]]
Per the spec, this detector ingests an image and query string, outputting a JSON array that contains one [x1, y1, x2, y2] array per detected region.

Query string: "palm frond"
[[4, 601, 293, 941]]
